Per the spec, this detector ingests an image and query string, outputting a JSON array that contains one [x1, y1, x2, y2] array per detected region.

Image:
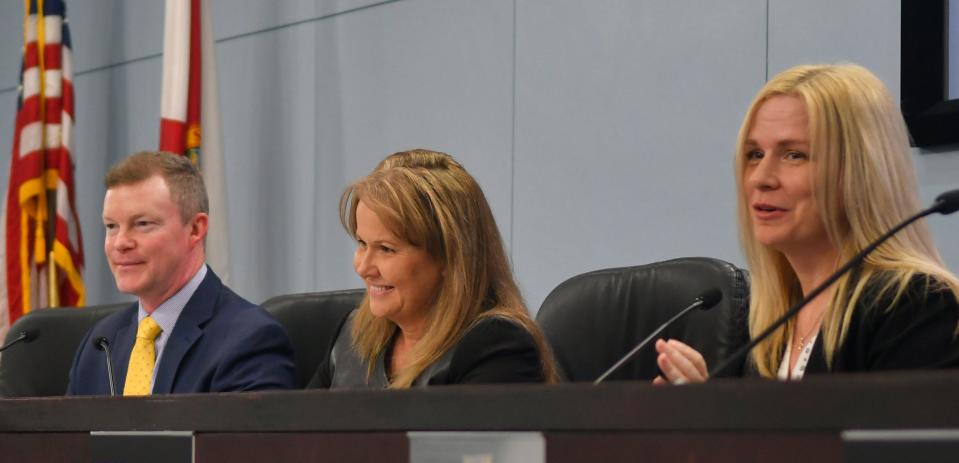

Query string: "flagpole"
[[47, 251, 58, 307]]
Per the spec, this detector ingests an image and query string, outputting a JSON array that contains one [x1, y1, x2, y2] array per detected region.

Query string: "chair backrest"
[[261, 289, 364, 388], [0, 303, 128, 397], [536, 257, 750, 382]]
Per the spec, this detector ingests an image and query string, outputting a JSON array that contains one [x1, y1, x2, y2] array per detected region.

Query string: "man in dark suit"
[[67, 151, 295, 395]]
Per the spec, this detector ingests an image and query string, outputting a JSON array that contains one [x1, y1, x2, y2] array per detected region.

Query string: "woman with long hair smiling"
[[655, 64, 959, 382], [309, 149, 557, 388]]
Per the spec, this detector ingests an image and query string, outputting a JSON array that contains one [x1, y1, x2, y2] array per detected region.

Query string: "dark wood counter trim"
[[0, 371, 956, 433]]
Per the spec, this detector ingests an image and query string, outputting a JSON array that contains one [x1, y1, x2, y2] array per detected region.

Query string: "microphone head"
[[92, 336, 110, 351], [19, 331, 35, 343], [696, 288, 723, 310], [933, 189, 959, 215]]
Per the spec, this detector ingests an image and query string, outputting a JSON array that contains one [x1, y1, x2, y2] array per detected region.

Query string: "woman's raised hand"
[[652, 339, 709, 385]]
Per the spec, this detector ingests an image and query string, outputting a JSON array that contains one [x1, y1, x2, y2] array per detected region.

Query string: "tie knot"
[[137, 316, 162, 341]]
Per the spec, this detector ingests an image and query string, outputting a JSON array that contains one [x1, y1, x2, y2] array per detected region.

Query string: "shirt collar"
[[137, 264, 208, 334]]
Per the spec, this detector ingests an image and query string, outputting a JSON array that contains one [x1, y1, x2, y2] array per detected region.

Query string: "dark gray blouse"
[[307, 310, 546, 388]]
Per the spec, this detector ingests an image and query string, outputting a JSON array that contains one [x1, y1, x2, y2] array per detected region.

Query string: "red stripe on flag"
[[41, 44, 62, 70], [44, 98, 63, 124], [17, 95, 41, 122], [45, 148, 73, 179], [159, 118, 187, 153], [185, 0, 202, 152], [15, 95, 68, 129], [8, 143, 44, 185], [23, 43, 38, 69], [4, 193, 24, 320], [62, 81, 74, 117]]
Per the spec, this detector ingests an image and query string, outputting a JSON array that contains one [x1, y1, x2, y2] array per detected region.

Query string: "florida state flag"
[[159, 0, 230, 283]]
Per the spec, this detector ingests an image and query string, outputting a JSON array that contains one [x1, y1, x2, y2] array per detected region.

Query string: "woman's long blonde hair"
[[734, 64, 959, 377], [342, 149, 558, 387]]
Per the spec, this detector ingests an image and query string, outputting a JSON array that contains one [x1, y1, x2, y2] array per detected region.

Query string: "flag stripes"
[[2, 0, 85, 332]]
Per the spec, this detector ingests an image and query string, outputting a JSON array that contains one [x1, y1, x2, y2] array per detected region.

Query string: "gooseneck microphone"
[[934, 189, 959, 215], [594, 288, 723, 385], [0, 331, 35, 353], [93, 337, 118, 396], [709, 189, 959, 377]]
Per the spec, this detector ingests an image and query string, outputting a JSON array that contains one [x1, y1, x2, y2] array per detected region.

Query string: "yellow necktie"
[[123, 316, 162, 396]]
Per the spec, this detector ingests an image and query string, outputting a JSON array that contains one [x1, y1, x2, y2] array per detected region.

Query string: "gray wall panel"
[[513, 0, 766, 312], [327, 0, 515, 292], [67, 0, 165, 73], [0, 91, 14, 215], [217, 22, 322, 303], [0, 16, 21, 310], [767, 0, 900, 94], [915, 148, 959, 275], [212, 0, 317, 39], [332, 0, 514, 217], [0, 2, 19, 268], [211, 0, 389, 40], [0, 2, 21, 89], [312, 13, 356, 297]]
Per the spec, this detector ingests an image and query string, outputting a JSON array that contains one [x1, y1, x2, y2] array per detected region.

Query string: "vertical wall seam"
[[765, 0, 770, 81], [312, 22, 320, 288]]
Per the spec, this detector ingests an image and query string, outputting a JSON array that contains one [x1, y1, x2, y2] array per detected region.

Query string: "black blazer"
[[307, 310, 546, 388], [805, 273, 959, 374]]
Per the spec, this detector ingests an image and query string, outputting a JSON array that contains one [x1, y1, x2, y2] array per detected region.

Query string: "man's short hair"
[[105, 151, 209, 223]]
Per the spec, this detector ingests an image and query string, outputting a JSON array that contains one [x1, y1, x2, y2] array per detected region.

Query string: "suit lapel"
[[152, 269, 221, 394], [112, 305, 139, 395]]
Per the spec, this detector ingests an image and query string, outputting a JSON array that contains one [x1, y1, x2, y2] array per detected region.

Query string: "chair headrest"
[[537, 257, 750, 382], [261, 289, 364, 388], [0, 302, 129, 397]]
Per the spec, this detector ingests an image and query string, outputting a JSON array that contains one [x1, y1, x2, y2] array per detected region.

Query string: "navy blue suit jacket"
[[67, 269, 296, 395]]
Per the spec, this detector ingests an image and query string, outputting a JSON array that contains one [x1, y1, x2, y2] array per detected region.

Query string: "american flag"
[[2, 0, 85, 335]]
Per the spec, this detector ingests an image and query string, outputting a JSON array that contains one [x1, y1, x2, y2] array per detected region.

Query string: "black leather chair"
[[536, 257, 750, 382], [261, 289, 364, 388], [0, 303, 128, 397]]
